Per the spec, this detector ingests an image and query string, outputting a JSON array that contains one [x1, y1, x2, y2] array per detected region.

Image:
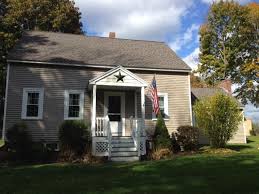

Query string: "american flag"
[[149, 75, 160, 115]]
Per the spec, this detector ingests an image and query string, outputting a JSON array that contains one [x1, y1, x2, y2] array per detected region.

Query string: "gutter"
[[7, 59, 192, 73]]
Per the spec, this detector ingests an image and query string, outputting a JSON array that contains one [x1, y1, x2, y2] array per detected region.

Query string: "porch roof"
[[89, 66, 148, 88]]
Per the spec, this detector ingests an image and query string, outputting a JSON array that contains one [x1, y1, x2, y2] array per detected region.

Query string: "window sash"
[[22, 88, 44, 119], [64, 90, 84, 120], [152, 93, 168, 120]]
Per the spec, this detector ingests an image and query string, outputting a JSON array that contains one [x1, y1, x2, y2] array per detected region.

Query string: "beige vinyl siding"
[[5, 63, 192, 141], [134, 71, 192, 135]]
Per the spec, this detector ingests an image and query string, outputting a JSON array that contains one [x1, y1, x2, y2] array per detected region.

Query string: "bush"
[[251, 123, 259, 136], [175, 125, 199, 151], [171, 133, 181, 153], [59, 120, 90, 154], [193, 92, 242, 148], [153, 112, 171, 149], [6, 123, 32, 159]]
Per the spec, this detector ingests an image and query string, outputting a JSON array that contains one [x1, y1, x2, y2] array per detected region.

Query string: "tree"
[[198, 0, 258, 106], [153, 112, 171, 149], [193, 93, 242, 148], [0, 0, 83, 134], [190, 73, 207, 88]]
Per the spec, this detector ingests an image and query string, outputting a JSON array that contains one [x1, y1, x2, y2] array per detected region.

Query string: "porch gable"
[[89, 66, 148, 87]]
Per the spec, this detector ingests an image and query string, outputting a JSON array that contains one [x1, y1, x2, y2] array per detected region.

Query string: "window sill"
[[64, 117, 83, 120], [21, 117, 43, 120], [152, 118, 170, 121]]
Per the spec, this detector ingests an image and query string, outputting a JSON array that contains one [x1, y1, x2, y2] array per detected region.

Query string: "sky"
[[74, 0, 259, 123]]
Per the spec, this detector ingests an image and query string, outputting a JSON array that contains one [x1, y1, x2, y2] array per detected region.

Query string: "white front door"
[[104, 92, 125, 136]]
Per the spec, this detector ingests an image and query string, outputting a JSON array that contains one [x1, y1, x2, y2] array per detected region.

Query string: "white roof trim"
[[89, 66, 148, 87], [7, 59, 192, 73]]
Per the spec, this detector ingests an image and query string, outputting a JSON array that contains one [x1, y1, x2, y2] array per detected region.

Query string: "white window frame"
[[21, 88, 44, 120], [64, 90, 84, 120], [152, 92, 169, 120]]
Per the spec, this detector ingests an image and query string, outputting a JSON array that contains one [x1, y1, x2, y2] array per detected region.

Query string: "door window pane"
[[108, 96, 121, 113]]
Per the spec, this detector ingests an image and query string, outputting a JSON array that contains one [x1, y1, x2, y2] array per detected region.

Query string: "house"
[[191, 82, 247, 144], [2, 31, 193, 161], [244, 118, 253, 136]]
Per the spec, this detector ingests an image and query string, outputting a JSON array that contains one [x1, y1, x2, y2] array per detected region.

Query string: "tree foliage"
[[190, 73, 207, 88], [0, 0, 83, 130], [193, 92, 242, 148], [198, 0, 258, 106]]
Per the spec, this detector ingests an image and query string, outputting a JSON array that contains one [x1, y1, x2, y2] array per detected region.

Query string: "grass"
[[0, 137, 259, 194]]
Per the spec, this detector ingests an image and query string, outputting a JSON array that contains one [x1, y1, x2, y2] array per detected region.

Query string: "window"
[[152, 93, 168, 120], [64, 90, 84, 120], [22, 88, 44, 119]]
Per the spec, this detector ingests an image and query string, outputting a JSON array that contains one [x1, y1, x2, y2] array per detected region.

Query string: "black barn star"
[[114, 71, 125, 82]]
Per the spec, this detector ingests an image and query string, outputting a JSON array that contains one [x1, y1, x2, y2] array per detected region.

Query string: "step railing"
[[130, 117, 142, 157]]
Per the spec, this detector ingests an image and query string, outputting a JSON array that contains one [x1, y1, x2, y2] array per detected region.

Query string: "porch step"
[[111, 156, 139, 162], [111, 151, 138, 157], [112, 142, 135, 148], [112, 147, 137, 152], [110, 136, 139, 162]]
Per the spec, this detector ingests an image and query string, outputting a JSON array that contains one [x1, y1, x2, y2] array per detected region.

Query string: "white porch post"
[[141, 87, 145, 130], [139, 86, 145, 156], [91, 84, 97, 136]]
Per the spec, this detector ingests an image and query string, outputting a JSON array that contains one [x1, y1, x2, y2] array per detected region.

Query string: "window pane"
[[68, 106, 80, 117], [27, 92, 39, 105], [27, 105, 39, 117], [69, 94, 80, 105], [160, 108, 165, 118], [159, 96, 164, 108]]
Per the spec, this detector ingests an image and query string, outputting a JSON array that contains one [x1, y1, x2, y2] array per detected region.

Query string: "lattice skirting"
[[92, 137, 109, 156]]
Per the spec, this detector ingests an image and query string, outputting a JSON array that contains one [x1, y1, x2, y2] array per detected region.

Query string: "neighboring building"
[[191, 85, 247, 144], [3, 31, 193, 161], [244, 118, 253, 136]]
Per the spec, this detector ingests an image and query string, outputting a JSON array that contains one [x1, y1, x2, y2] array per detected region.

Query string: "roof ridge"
[[25, 30, 165, 44]]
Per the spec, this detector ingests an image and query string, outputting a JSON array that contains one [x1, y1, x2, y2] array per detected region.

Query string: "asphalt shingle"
[[8, 31, 191, 71]]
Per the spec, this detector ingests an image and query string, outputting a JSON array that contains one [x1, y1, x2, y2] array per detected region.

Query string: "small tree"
[[194, 93, 242, 148], [153, 112, 171, 149]]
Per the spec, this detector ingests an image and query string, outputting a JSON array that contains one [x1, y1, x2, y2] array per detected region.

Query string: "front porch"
[[89, 66, 148, 161]]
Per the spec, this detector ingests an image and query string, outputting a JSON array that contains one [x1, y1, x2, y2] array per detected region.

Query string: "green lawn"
[[1, 137, 259, 194]]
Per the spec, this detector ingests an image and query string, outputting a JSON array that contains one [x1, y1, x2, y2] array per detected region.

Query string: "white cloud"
[[169, 24, 199, 51], [201, 0, 252, 4], [74, 0, 194, 41], [183, 47, 200, 70]]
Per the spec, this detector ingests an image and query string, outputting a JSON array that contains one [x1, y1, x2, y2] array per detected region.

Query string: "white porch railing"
[[96, 117, 107, 136], [93, 116, 146, 157], [130, 117, 142, 156]]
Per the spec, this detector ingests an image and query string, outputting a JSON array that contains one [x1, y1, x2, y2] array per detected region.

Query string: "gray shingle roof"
[[191, 88, 244, 108], [8, 31, 191, 71]]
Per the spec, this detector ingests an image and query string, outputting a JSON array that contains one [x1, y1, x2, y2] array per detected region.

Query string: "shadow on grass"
[[226, 144, 253, 151], [1, 153, 259, 194]]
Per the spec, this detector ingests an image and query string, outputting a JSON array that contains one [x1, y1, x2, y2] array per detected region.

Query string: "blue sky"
[[74, 0, 259, 122]]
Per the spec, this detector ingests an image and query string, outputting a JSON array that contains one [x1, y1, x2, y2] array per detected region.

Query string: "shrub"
[[171, 133, 181, 153], [251, 122, 259, 136], [59, 120, 90, 154], [6, 123, 32, 159], [193, 92, 242, 148], [153, 112, 171, 149], [150, 148, 172, 160], [175, 125, 199, 151]]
